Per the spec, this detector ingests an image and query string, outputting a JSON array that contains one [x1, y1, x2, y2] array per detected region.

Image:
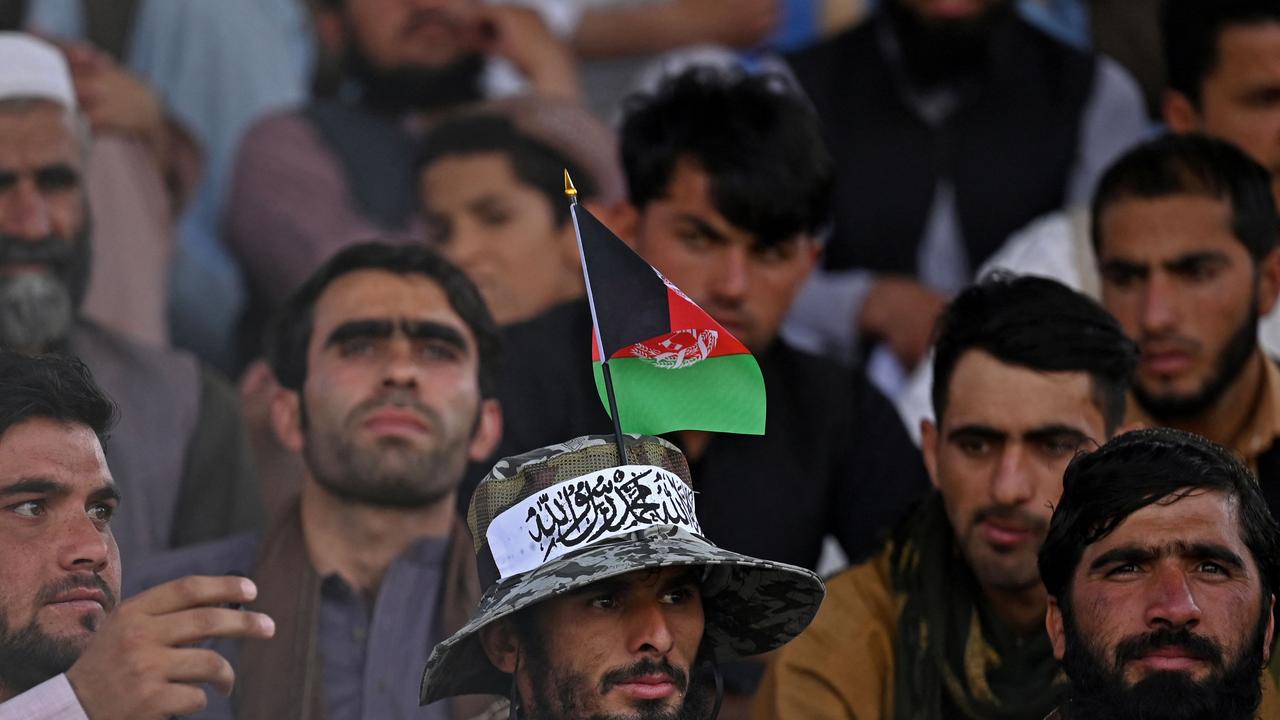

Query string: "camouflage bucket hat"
[[420, 434, 825, 705]]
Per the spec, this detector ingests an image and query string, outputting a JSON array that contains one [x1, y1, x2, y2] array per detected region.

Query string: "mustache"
[[972, 505, 1048, 533], [0, 234, 74, 268], [36, 574, 117, 612], [1115, 626, 1224, 668], [600, 657, 689, 695]]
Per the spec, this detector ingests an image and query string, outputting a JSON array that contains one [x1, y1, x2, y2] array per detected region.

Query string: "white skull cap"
[[0, 32, 76, 110]]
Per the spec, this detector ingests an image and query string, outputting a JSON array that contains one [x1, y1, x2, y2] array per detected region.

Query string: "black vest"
[[787, 13, 1096, 274]]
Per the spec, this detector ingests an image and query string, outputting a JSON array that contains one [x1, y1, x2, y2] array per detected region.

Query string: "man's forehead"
[[0, 417, 113, 491], [942, 350, 1102, 433], [312, 270, 470, 333], [1097, 194, 1239, 261], [1081, 489, 1250, 561]]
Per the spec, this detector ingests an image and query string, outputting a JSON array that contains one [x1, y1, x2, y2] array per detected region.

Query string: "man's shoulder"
[[124, 531, 261, 599], [69, 322, 202, 400], [239, 106, 317, 149], [821, 547, 899, 620]]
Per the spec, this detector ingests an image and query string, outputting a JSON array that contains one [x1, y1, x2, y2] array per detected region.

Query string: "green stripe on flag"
[[593, 354, 766, 436]]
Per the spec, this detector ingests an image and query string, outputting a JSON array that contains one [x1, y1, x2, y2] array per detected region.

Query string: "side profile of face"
[[421, 152, 581, 325], [1167, 22, 1280, 203], [276, 268, 499, 508], [0, 101, 87, 352], [922, 350, 1106, 595], [1097, 194, 1277, 420], [1047, 490, 1274, 720], [0, 417, 119, 699], [630, 159, 819, 353], [484, 567, 708, 720]]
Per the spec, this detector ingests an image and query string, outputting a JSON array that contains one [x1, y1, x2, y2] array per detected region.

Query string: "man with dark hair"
[[225, 0, 579, 346], [0, 33, 260, 570], [1090, 134, 1280, 518], [1039, 428, 1280, 719], [130, 242, 504, 719], [780, 0, 1147, 377], [756, 274, 1139, 719], [419, 434, 825, 720], [498, 66, 927, 571], [0, 350, 275, 719], [417, 96, 625, 326]]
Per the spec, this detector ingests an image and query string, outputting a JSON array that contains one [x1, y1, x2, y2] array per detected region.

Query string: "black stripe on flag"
[[576, 205, 671, 357]]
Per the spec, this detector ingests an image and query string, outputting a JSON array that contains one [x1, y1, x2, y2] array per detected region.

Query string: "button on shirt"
[[319, 536, 452, 720]]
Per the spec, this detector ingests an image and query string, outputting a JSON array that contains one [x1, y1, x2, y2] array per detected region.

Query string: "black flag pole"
[[566, 169, 630, 464]]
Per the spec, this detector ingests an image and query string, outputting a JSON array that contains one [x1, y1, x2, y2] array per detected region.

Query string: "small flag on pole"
[[566, 171, 766, 437]]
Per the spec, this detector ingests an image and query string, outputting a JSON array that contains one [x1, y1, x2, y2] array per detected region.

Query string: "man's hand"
[[65, 576, 275, 720], [477, 6, 578, 99], [859, 277, 948, 371]]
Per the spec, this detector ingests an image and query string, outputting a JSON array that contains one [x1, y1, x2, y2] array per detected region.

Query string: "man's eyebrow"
[[323, 319, 394, 348], [1088, 542, 1247, 572], [1023, 426, 1091, 444], [674, 213, 730, 244], [88, 483, 122, 506], [0, 478, 67, 498], [946, 425, 1007, 442], [400, 320, 468, 351], [1165, 251, 1229, 273]]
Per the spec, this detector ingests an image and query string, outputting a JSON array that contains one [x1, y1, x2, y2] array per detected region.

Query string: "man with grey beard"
[[129, 242, 506, 720], [0, 32, 261, 571]]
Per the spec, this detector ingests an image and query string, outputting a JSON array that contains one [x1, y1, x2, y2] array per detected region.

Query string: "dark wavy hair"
[[1163, 0, 1280, 109], [0, 350, 116, 443]]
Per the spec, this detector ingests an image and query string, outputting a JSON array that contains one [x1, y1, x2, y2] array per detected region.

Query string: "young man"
[[495, 67, 929, 575], [0, 32, 259, 569], [0, 351, 274, 720], [1091, 134, 1280, 518], [419, 434, 825, 720], [755, 274, 1138, 719], [417, 96, 624, 326], [1039, 428, 1280, 719], [131, 242, 504, 718]]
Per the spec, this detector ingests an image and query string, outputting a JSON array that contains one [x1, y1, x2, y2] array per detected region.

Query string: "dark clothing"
[[480, 299, 930, 570], [787, 11, 1095, 276], [68, 321, 261, 573]]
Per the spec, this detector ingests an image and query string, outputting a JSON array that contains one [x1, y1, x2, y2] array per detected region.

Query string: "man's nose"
[[381, 335, 422, 387], [0, 178, 53, 240], [991, 444, 1034, 508], [56, 514, 111, 573], [710, 247, 749, 302], [627, 600, 676, 656], [1140, 274, 1179, 334], [1145, 564, 1202, 629]]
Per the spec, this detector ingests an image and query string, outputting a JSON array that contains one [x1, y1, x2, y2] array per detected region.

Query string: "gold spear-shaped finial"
[[564, 169, 578, 201]]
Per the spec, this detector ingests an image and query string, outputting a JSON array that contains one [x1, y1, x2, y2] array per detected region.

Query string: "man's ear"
[[921, 419, 941, 490], [467, 398, 503, 462], [270, 387, 305, 453], [1046, 596, 1067, 661], [1256, 248, 1280, 317], [480, 619, 522, 673], [313, 7, 348, 57], [1162, 90, 1202, 134]]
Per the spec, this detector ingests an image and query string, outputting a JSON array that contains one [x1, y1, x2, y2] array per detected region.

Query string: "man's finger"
[[151, 606, 275, 646], [128, 575, 259, 616], [165, 647, 237, 696]]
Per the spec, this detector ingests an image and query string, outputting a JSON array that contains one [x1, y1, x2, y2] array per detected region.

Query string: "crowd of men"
[[2, 0, 1280, 719]]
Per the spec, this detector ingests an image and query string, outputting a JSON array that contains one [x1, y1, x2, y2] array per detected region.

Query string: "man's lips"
[[46, 587, 107, 612], [1142, 349, 1195, 376], [980, 519, 1034, 548], [611, 674, 679, 701], [363, 408, 430, 436], [1131, 648, 1206, 673]]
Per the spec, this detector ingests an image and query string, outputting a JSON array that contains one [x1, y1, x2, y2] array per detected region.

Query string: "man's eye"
[[661, 586, 699, 604], [477, 208, 511, 226], [11, 500, 43, 518], [35, 166, 80, 192], [1197, 561, 1229, 576], [87, 503, 114, 525], [1106, 563, 1140, 577], [590, 595, 617, 610], [1039, 437, 1084, 458], [1102, 267, 1143, 289], [415, 341, 461, 362], [955, 437, 991, 456], [338, 338, 376, 357]]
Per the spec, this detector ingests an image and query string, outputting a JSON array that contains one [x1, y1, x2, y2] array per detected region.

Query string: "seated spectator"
[[1089, 135, 1280, 520], [755, 274, 1138, 719], [417, 95, 625, 325], [497, 68, 929, 573], [130, 243, 504, 719], [224, 0, 578, 363], [1039, 428, 1280, 718], [0, 33, 260, 570], [896, 0, 1280, 443], [419, 434, 825, 720], [781, 0, 1147, 384], [0, 350, 274, 719]]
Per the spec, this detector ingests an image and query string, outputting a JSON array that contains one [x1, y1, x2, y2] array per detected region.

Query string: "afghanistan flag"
[[572, 202, 766, 436]]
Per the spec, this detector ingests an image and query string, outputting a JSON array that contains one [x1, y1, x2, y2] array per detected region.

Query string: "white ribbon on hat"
[[486, 464, 702, 580]]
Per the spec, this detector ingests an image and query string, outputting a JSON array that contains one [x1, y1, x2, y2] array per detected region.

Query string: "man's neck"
[[981, 581, 1049, 636], [1154, 350, 1267, 448], [299, 478, 455, 595]]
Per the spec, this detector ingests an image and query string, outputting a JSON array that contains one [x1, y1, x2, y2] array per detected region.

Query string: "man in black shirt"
[[492, 67, 929, 574]]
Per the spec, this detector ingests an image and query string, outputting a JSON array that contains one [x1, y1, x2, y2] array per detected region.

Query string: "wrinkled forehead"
[[1077, 488, 1256, 571]]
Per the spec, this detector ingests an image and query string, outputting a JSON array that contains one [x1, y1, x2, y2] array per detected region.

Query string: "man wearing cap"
[[421, 434, 824, 720], [131, 242, 504, 719], [0, 32, 260, 570]]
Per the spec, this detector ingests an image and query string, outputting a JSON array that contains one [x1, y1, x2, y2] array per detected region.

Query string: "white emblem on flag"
[[628, 329, 718, 369]]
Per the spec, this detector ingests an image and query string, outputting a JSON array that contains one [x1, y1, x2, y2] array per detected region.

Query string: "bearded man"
[[130, 242, 505, 719]]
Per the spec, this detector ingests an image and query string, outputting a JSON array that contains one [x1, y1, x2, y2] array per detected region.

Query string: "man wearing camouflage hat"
[[420, 434, 825, 720]]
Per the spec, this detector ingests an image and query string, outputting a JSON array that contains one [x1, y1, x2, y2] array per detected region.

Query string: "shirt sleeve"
[[0, 675, 91, 720], [1065, 56, 1152, 206]]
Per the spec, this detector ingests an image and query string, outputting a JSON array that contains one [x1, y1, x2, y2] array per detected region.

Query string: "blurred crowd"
[[1, 1, 1280, 719]]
